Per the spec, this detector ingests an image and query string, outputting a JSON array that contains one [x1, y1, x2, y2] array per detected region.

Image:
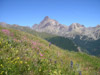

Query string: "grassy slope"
[[0, 24, 100, 56], [0, 26, 100, 75], [9, 25, 78, 51], [9, 25, 100, 56]]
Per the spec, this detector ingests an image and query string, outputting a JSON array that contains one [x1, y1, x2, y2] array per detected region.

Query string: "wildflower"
[[11, 61, 13, 63], [16, 57, 20, 60], [15, 61, 17, 64], [58, 70, 61, 74], [20, 61, 23, 64], [53, 70, 57, 74], [40, 53, 43, 56], [49, 59, 52, 62], [13, 38, 17, 41], [16, 50, 18, 53], [32, 46, 34, 49], [0, 64, 4, 68], [49, 42, 52, 48], [39, 68, 41, 71], [10, 33, 14, 37], [32, 42, 37, 46], [28, 67, 30, 70], [25, 62, 27, 64], [37, 47, 39, 50], [1, 29, 10, 35], [70, 60, 73, 68], [54, 61, 57, 64], [79, 71, 82, 75]]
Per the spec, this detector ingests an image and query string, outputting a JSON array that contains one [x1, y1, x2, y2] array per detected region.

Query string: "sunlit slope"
[[9, 25, 78, 51], [0, 26, 100, 75]]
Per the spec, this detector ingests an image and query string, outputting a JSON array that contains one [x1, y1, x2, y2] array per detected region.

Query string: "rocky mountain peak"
[[0, 22, 9, 27], [0, 22, 7, 25], [68, 23, 85, 31], [71, 23, 85, 28], [96, 25, 100, 27], [32, 16, 100, 40], [39, 16, 59, 26], [44, 16, 50, 20]]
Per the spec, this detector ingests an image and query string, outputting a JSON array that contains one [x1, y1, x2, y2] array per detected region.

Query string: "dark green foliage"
[[45, 36, 78, 51], [73, 35, 100, 56]]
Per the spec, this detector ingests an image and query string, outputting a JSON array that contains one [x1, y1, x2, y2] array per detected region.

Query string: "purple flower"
[[70, 60, 73, 68], [54, 61, 57, 64], [79, 71, 82, 75]]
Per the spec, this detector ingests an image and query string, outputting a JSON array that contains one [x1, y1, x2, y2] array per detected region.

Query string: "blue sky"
[[0, 0, 100, 27]]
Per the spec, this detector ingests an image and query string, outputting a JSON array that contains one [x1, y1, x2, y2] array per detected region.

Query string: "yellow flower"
[[25, 62, 27, 64], [28, 67, 30, 70], [11, 61, 13, 63], [16, 50, 18, 53], [15, 61, 17, 64], [53, 70, 57, 74], [20, 61, 23, 64], [58, 70, 61, 74], [16, 57, 20, 60], [39, 68, 41, 72], [0, 64, 4, 68], [6, 42, 8, 45], [1, 38, 3, 41], [11, 48, 14, 51], [8, 57, 11, 60]]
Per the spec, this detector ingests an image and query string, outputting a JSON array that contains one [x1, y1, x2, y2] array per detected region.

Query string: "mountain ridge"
[[32, 16, 100, 40]]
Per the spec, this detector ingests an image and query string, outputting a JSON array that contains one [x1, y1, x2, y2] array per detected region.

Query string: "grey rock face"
[[32, 16, 100, 40]]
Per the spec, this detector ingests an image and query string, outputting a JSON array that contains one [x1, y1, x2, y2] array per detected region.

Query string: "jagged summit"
[[44, 16, 50, 20], [32, 16, 100, 40], [68, 23, 85, 31], [96, 24, 100, 27], [71, 23, 85, 27], [39, 16, 59, 26]]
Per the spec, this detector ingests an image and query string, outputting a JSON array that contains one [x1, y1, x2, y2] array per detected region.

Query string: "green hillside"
[[3, 24, 100, 56], [2, 24, 78, 52], [0, 26, 100, 75]]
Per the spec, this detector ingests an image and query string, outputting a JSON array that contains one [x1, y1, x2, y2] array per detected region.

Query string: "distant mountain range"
[[33, 16, 100, 40], [32, 16, 100, 56]]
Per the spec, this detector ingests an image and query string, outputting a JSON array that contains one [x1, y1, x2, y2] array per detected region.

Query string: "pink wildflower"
[[32, 42, 37, 45], [40, 53, 43, 56], [37, 47, 39, 50], [1, 29, 10, 35], [32, 46, 34, 49], [13, 38, 17, 41]]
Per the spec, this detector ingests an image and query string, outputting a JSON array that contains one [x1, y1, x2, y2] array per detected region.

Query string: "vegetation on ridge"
[[5, 25, 78, 52]]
